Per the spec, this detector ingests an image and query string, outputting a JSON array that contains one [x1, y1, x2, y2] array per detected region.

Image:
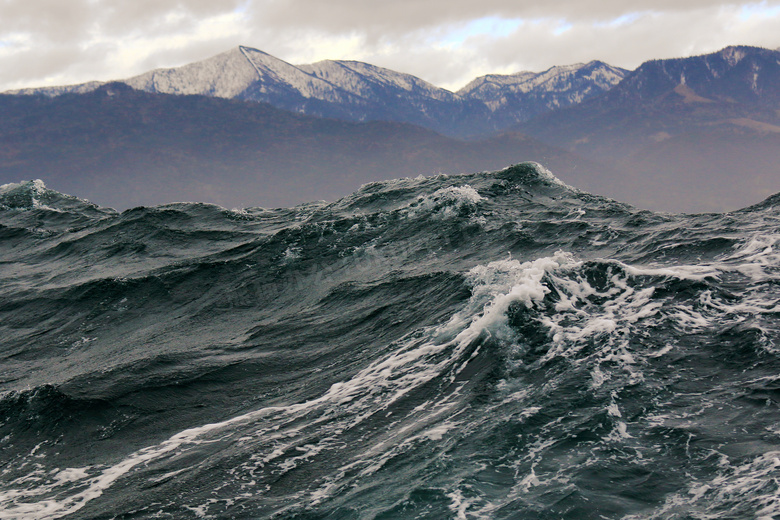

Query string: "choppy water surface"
[[1, 164, 778, 519]]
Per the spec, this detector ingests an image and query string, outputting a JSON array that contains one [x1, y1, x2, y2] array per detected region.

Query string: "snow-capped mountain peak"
[[124, 46, 259, 98], [299, 60, 457, 102], [237, 46, 349, 101], [460, 61, 627, 99], [3, 45, 631, 137], [457, 60, 628, 123]]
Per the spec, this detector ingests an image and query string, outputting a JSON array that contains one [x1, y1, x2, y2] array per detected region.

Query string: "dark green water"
[[1, 164, 778, 519]]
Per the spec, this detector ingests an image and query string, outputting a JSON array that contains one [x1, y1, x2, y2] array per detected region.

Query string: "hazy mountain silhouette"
[[0, 84, 611, 210], [3, 45, 778, 212], [518, 46, 780, 212]]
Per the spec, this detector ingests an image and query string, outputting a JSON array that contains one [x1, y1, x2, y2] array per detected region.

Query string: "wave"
[[1, 163, 779, 519]]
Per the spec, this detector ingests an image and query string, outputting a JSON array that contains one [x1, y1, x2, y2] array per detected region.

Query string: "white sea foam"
[[464, 252, 669, 381], [406, 184, 486, 219], [528, 162, 576, 190], [281, 246, 302, 263], [723, 232, 780, 280], [0, 180, 47, 210], [447, 489, 484, 520], [0, 179, 45, 195], [626, 451, 780, 520]]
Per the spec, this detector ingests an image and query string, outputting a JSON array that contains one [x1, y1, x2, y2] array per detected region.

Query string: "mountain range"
[[518, 45, 780, 211], [7, 46, 627, 138], [0, 84, 611, 210], [2, 44, 779, 212]]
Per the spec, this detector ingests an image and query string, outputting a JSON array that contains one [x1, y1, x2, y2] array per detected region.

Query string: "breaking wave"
[[1, 163, 779, 519]]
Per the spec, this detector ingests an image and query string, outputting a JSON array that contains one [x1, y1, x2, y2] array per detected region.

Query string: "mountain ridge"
[[0, 83, 613, 210], [600, 45, 780, 106], [3, 44, 779, 212], [459, 60, 628, 128], [5, 45, 627, 137], [516, 45, 780, 211]]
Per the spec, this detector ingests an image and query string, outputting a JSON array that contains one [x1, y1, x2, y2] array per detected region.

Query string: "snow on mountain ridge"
[[6, 80, 107, 97], [299, 60, 457, 102], [124, 47, 259, 98], [2, 45, 631, 136], [460, 61, 626, 97], [459, 60, 628, 115], [4, 45, 624, 110], [238, 46, 355, 102]]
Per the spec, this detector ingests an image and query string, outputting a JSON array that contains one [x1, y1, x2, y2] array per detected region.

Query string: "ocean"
[[1, 163, 778, 519]]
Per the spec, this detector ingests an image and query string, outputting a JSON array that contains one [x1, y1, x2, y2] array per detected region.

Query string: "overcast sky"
[[2, 0, 779, 92]]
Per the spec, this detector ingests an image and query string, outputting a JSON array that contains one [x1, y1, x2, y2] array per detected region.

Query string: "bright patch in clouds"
[[739, 1, 780, 19], [595, 12, 647, 28], [553, 22, 574, 36], [441, 16, 524, 47], [0, 0, 779, 92]]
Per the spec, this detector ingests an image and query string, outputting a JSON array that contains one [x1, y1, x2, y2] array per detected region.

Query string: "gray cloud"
[[97, 0, 244, 38], [253, 0, 780, 34], [135, 36, 248, 72], [1, 0, 94, 42], [1, 0, 779, 91]]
